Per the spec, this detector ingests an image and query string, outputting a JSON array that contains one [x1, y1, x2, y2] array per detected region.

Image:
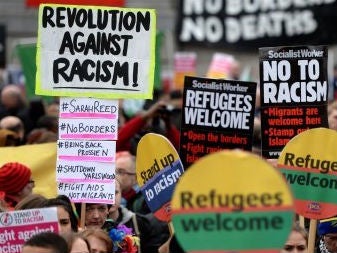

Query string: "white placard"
[[56, 160, 115, 182], [57, 140, 116, 162]]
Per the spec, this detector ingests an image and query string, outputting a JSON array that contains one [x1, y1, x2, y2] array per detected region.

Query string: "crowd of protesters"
[[1, 61, 337, 253]]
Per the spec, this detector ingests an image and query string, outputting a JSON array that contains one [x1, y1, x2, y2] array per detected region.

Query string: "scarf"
[[320, 238, 331, 253]]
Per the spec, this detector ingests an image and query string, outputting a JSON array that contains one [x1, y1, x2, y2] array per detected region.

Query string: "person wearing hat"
[[0, 162, 35, 209], [317, 217, 337, 253]]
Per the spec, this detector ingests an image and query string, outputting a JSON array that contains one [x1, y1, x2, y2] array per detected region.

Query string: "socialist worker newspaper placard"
[[36, 4, 156, 99], [179, 76, 256, 169], [259, 45, 329, 159]]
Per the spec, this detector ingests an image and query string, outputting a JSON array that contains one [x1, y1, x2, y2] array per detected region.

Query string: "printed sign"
[[177, 0, 337, 50], [58, 118, 118, 140], [179, 76, 256, 168], [59, 97, 118, 119], [36, 4, 156, 99], [0, 207, 59, 253], [278, 128, 337, 219], [57, 181, 115, 203], [136, 133, 184, 222], [171, 150, 294, 253], [56, 160, 115, 182], [260, 45, 328, 159], [57, 140, 116, 162]]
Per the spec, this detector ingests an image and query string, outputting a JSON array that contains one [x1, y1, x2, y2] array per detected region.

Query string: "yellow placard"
[[0, 143, 57, 198]]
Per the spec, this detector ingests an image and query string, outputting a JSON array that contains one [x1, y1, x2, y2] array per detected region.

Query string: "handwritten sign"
[[179, 76, 256, 168], [260, 45, 328, 159], [171, 150, 294, 253], [36, 4, 156, 99], [278, 128, 337, 219], [136, 133, 184, 222], [57, 140, 115, 162], [0, 207, 59, 253], [59, 97, 118, 118], [58, 118, 118, 140], [56, 160, 115, 182], [57, 181, 115, 203]]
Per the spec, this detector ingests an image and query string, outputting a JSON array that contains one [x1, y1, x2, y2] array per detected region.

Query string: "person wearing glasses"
[[317, 217, 337, 253], [116, 151, 150, 214], [0, 162, 35, 209]]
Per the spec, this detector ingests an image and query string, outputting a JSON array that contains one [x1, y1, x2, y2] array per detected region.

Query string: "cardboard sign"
[[57, 181, 115, 203], [56, 160, 115, 182], [36, 4, 156, 99], [0, 207, 59, 253], [171, 150, 294, 253], [260, 45, 328, 159], [136, 133, 184, 222], [179, 76, 256, 168], [278, 128, 337, 219], [57, 140, 116, 162], [58, 118, 118, 140], [59, 97, 118, 119]]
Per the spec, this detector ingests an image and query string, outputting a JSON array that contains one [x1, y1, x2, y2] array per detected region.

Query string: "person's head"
[[0, 162, 34, 206], [281, 222, 308, 253], [85, 203, 109, 229], [318, 217, 337, 253], [0, 116, 25, 140], [0, 84, 25, 110], [0, 128, 20, 147], [115, 151, 137, 193], [81, 228, 113, 253], [328, 101, 337, 131], [22, 232, 68, 253], [44, 197, 78, 233], [61, 232, 90, 253], [108, 179, 122, 217], [15, 193, 47, 210]]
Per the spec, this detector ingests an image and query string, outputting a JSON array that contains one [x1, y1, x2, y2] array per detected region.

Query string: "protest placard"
[[136, 133, 184, 222], [58, 118, 118, 140], [59, 97, 118, 119], [57, 140, 115, 162], [177, 0, 337, 49], [278, 128, 337, 220], [179, 76, 256, 168], [56, 160, 115, 182], [35, 4, 156, 99], [57, 181, 115, 203], [0, 207, 59, 253], [171, 150, 294, 253], [260, 45, 328, 159]]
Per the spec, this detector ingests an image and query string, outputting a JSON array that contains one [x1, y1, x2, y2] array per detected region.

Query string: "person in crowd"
[[317, 217, 337, 253], [117, 98, 180, 154], [0, 84, 34, 138], [22, 232, 68, 253], [15, 193, 47, 210], [107, 179, 169, 253], [81, 228, 113, 253], [44, 196, 79, 233], [0, 116, 25, 143], [62, 232, 90, 253], [328, 101, 337, 131], [116, 151, 149, 214], [0, 162, 34, 208], [0, 128, 20, 147], [281, 222, 308, 253], [26, 128, 58, 144], [81, 202, 110, 229]]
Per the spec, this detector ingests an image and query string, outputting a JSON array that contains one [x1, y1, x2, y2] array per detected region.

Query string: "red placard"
[[26, 0, 125, 7]]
